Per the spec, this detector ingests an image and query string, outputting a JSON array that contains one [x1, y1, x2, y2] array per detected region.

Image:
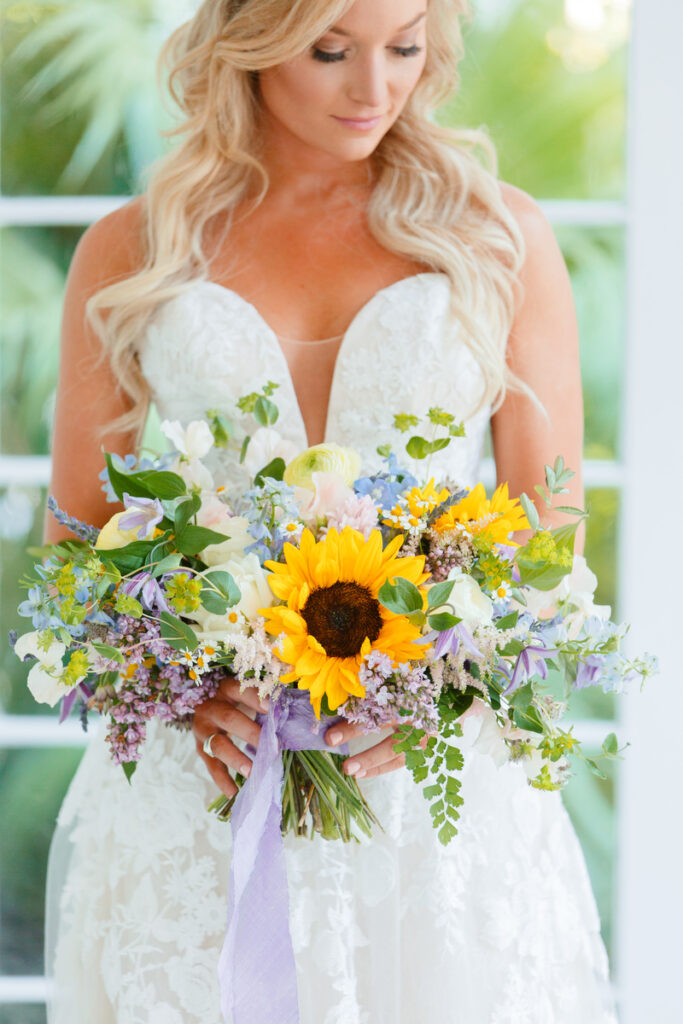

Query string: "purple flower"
[[429, 622, 484, 661], [118, 493, 165, 540], [120, 571, 172, 614], [503, 642, 557, 695]]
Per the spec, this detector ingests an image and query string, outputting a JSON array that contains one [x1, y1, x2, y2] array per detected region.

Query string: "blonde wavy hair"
[[88, 0, 527, 449]]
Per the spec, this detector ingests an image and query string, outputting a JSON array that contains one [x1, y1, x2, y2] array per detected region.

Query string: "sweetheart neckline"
[[184, 272, 449, 448]]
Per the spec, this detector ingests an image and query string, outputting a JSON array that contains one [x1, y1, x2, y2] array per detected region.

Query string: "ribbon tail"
[[219, 703, 299, 1024]]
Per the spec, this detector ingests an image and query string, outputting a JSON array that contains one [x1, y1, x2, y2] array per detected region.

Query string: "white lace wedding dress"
[[46, 272, 618, 1023]]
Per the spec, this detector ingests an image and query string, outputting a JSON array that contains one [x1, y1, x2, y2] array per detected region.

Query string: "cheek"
[[259, 62, 337, 125]]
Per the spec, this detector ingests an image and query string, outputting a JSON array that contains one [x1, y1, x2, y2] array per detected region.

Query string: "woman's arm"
[[492, 182, 585, 553], [44, 197, 146, 545]]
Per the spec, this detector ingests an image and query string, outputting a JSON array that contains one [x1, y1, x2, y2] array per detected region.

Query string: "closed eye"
[[311, 45, 423, 63]]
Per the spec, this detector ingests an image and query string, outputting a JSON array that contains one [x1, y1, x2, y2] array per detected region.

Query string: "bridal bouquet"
[[12, 382, 656, 848]]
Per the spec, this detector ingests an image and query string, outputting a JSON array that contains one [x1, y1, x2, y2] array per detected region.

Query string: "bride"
[[45, 0, 618, 1021]]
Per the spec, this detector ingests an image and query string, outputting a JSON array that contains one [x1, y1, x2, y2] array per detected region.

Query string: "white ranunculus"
[[242, 427, 299, 478], [284, 443, 361, 489], [188, 553, 274, 639], [445, 569, 494, 630], [198, 507, 252, 566], [14, 630, 70, 707], [161, 419, 214, 460]]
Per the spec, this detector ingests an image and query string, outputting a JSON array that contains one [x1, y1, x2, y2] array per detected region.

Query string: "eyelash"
[[311, 45, 423, 63]]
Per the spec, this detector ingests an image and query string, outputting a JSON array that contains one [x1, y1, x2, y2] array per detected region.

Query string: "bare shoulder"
[[68, 194, 148, 297], [497, 181, 567, 287]]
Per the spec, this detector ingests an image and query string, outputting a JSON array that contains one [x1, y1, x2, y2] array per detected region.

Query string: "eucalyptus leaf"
[[427, 579, 455, 609], [254, 396, 279, 427], [159, 612, 199, 652], [378, 577, 424, 615], [428, 611, 461, 631]]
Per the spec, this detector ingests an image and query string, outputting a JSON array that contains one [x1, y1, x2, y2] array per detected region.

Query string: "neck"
[[253, 105, 377, 205]]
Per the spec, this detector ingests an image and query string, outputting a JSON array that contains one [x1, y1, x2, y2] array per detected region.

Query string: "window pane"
[[0, 747, 84, 975], [452, 0, 629, 200], [1, 486, 52, 717], [1, 3, 192, 197], [560, 226, 625, 461], [562, 752, 617, 962], [0, 1006, 46, 1024], [0, 228, 82, 457]]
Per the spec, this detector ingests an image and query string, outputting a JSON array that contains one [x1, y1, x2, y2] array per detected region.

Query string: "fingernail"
[[326, 730, 343, 746], [355, 768, 367, 779], [345, 760, 360, 775], [240, 762, 252, 777]]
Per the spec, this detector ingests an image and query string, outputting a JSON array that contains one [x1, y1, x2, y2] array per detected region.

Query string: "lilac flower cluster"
[[339, 650, 440, 734], [425, 526, 475, 581], [98, 614, 222, 764]]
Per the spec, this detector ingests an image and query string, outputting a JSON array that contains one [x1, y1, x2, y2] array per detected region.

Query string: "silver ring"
[[203, 732, 220, 758]]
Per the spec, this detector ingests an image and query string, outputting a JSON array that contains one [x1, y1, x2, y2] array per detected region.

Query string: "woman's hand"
[[193, 677, 270, 798], [324, 719, 428, 780]]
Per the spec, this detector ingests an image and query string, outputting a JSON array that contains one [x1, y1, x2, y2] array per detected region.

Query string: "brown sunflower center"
[[301, 581, 383, 658]]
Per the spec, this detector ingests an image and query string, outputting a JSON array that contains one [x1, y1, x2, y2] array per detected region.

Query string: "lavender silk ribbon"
[[218, 687, 349, 1024]]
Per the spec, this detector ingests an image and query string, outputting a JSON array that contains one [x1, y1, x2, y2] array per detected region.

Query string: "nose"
[[347, 51, 389, 111]]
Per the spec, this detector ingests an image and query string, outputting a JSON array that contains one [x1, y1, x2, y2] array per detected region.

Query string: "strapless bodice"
[[138, 271, 492, 492]]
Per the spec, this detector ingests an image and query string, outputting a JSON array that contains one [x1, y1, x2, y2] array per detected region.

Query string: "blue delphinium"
[[354, 452, 417, 510]]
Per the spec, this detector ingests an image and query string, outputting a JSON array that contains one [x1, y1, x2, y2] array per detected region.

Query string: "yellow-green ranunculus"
[[284, 443, 361, 490], [94, 511, 142, 550]]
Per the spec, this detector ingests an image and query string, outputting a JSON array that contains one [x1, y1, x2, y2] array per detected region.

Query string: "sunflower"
[[432, 482, 529, 546], [260, 526, 430, 717], [383, 478, 450, 530]]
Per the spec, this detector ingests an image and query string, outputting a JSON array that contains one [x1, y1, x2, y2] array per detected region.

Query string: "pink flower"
[[326, 493, 379, 540], [295, 471, 354, 523]]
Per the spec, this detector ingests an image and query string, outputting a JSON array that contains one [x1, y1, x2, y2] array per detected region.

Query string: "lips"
[[331, 114, 384, 130]]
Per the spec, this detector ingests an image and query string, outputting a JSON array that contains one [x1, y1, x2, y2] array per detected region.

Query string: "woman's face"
[[257, 0, 428, 163]]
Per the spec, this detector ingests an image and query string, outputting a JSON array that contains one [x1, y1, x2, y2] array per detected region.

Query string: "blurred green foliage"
[[0, 0, 628, 981]]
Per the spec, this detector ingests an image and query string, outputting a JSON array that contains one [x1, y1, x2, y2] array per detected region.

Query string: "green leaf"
[[239, 436, 251, 464], [428, 612, 461, 631], [495, 611, 519, 631], [151, 553, 184, 578], [205, 409, 233, 447], [91, 642, 124, 664], [174, 493, 202, 535], [122, 761, 137, 784], [254, 396, 279, 427], [519, 492, 540, 531], [199, 591, 229, 614], [427, 579, 455, 609], [254, 457, 286, 486], [585, 757, 607, 780], [405, 749, 426, 770], [376, 444, 392, 458], [135, 470, 187, 500], [438, 820, 459, 845], [159, 612, 199, 652], [175, 524, 230, 557], [508, 681, 534, 709], [511, 706, 544, 734], [203, 570, 241, 607], [602, 732, 618, 756], [445, 746, 464, 771], [99, 539, 159, 574], [405, 435, 451, 460], [378, 577, 424, 615], [553, 506, 586, 516], [448, 422, 466, 437]]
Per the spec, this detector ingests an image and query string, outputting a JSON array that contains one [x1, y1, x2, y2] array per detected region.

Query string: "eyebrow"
[[327, 11, 427, 37]]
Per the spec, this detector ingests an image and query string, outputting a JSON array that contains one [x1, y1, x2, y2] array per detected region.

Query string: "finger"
[[342, 733, 405, 776], [324, 720, 372, 748], [197, 745, 238, 798], [218, 677, 270, 713], [204, 701, 262, 748], [202, 732, 253, 777], [360, 756, 406, 780]]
